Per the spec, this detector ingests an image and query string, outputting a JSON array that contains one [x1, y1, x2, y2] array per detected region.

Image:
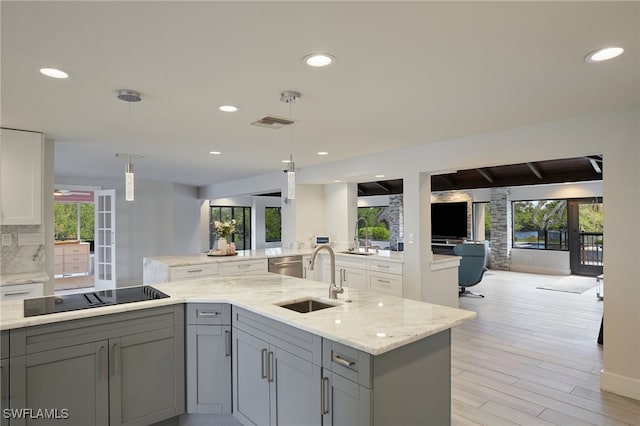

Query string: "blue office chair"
[[453, 243, 488, 298]]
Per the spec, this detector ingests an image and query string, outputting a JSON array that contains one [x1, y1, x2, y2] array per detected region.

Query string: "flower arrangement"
[[214, 218, 236, 239]]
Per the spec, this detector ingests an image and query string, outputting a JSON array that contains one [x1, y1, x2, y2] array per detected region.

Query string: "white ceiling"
[[2, 1, 638, 187]]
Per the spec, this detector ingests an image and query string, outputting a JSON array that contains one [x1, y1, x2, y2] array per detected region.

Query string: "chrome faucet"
[[309, 244, 344, 299], [354, 217, 370, 252]]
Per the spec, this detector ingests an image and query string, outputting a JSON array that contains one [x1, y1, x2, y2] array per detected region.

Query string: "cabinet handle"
[[224, 330, 231, 357], [268, 351, 275, 382], [97, 345, 106, 379], [111, 343, 120, 375], [198, 311, 221, 317], [238, 264, 251, 268], [321, 377, 330, 415], [261, 348, 268, 379], [3, 291, 30, 296], [332, 354, 355, 368], [376, 279, 391, 284], [303, 267, 307, 279], [187, 269, 203, 273], [375, 264, 390, 269]]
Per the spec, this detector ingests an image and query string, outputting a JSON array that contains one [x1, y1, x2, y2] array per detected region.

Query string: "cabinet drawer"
[[322, 339, 371, 388], [368, 272, 403, 297], [54, 246, 64, 256], [219, 259, 267, 275], [170, 263, 219, 281], [367, 260, 402, 275], [63, 244, 89, 255], [54, 264, 64, 275], [233, 307, 322, 366], [335, 255, 368, 270], [187, 303, 231, 325], [55, 254, 64, 265], [63, 261, 89, 274], [0, 282, 44, 300]]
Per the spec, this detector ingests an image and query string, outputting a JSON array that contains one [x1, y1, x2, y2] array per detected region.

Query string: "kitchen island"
[[0, 274, 475, 425]]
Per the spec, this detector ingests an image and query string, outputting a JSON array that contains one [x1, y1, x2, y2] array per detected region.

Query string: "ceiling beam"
[[476, 168, 494, 183], [526, 162, 543, 180], [589, 158, 602, 174], [374, 181, 391, 192]]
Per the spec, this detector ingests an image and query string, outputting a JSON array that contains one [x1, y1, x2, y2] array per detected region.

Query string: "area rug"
[[536, 276, 596, 294]]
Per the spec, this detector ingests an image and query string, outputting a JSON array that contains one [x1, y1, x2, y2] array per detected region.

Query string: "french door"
[[94, 190, 116, 289], [568, 198, 604, 276]]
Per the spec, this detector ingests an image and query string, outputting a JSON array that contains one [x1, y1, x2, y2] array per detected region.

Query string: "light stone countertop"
[[0, 273, 475, 355], [144, 247, 404, 267], [0, 271, 50, 287]]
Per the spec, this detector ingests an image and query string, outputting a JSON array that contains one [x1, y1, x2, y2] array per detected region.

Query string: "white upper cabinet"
[[0, 129, 44, 225]]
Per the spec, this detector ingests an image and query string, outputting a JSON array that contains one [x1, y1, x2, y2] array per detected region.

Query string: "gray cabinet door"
[[233, 328, 270, 426], [1, 358, 10, 426], [16, 340, 109, 426], [322, 372, 371, 426], [271, 346, 322, 426], [186, 324, 232, 414], [110, 327, 184, 426]]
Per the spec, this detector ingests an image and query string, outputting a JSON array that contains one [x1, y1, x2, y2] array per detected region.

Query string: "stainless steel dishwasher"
[[268, 255, 303, 278]]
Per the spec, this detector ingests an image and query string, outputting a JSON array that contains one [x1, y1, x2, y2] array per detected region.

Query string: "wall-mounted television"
[[431, 201, 468, 240]]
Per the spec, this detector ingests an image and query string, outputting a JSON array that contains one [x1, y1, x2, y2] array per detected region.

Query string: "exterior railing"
[[580, 232, 604, 266]]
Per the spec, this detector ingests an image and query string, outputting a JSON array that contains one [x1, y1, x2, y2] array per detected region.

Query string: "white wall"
[[198, 107, 640, 400]]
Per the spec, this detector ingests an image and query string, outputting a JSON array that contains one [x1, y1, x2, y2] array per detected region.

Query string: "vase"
[[218, 237, 228, 255]]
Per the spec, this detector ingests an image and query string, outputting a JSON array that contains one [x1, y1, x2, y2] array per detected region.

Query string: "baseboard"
[[509, 265, 571, 276], [600, 370, 640, 401]]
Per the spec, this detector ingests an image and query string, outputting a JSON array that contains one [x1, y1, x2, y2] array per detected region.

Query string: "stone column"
[[489, 188, 512, 270], [388, 194, 404, 250]]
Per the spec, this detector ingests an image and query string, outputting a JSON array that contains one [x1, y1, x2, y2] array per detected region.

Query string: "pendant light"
[[116, 89, 143, 201], [115, 154, 142, 201], [280, 91, 301, 201]]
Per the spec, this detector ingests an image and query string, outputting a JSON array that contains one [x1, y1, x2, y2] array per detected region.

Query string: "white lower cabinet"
[[368, 271, 403, 297], [186, 304, 231, 414], [0, 282, 44, 300], [233, 307, 323, 426], [338, 265, 367, 291]]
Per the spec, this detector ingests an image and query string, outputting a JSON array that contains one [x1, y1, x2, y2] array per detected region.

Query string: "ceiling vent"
[[250, 115, 294, 129]]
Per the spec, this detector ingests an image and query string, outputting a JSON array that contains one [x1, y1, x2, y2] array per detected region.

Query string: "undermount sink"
[[276, 299, 338, 313], [340, 250, 374, 256]]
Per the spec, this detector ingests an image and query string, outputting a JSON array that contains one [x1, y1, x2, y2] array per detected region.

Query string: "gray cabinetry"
[[8, 305, 185, 426], [232, 307, 322, 426], [186, 304, 231, 414], [322, 331, 451, 426], [1, 331, 10, 426]]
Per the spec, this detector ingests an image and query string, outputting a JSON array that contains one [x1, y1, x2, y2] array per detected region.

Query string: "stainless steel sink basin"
[[340, 251, 374, 256], [276, 299, 338, 313]]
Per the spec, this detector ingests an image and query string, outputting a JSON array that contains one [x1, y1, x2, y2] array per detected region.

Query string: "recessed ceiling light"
[[39, 67, 69, 79], [302, 53, 335, 67], [209, 151, 221, 155], [585, 46, 624, 63], [332, 180, 342, 183], [219, 105, 238, 112], [375, 174, 385, 178], [317, 151, 329, 156], [281, 159, 292, 163]]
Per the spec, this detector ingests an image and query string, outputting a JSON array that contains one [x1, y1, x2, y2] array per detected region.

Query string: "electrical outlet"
[[18, 233, 44, 246], [1, 233, 12, 246]]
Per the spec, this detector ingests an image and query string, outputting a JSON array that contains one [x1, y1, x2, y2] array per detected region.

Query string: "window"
[[54, 202, 95, 242], [512, 200, 568, 250], [265, 207, 281, 242], [357, 207, 390, 243], [210, 206, 251, 250]]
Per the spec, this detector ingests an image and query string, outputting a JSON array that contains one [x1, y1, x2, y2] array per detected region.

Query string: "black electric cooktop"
[[24, 286, 170, 317]]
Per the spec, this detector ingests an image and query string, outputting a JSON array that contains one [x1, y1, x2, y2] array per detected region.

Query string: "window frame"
[[210, 206, 252, 250], [512, 198, 568, 251], [264, 207, 282, 243]]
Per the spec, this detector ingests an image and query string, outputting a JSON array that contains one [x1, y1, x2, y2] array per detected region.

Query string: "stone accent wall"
[[387, 195, 403, 250], [489, 188, 512, 270], [430, 191, 472, 239]]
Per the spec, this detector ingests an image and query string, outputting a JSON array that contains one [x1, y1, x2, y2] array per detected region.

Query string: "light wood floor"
[[452, 270, 640, 426]]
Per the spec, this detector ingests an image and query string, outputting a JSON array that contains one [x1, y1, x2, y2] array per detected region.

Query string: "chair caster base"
[[459, 287, 485, 298]]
